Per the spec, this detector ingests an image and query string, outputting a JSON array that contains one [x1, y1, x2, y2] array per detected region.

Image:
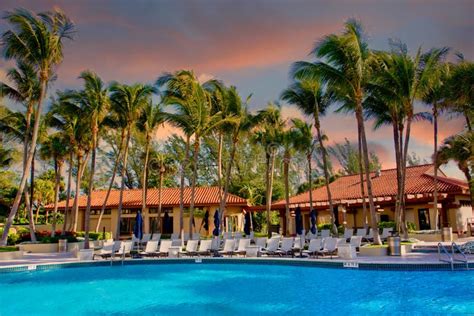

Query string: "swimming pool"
[[0, 262, 472, 315]]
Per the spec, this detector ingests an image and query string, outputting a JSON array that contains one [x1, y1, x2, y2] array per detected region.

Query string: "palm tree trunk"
[[23, 106, 37, 241], [157, 169, 164, 233], [142, 135, 151, 214], [266, 150, 276, 238], [62, 152, 74, 234], [284, 150, 291, 236], [84, 128, 98, 249], [219, 137, 238, 233], [30, 149, 35, 216], [357, 125, 368, 230], [72, 152, 85, 232], [315, 119, 336, 235], [179, 135, 190, 241], [400, 115, 413, 239], [0, 78, 47, 246], [95, 130, 125, 232], [115, 127, 132, 240], [217, 132, 223, 202], [51, 161, 62, 237], [356, 104, 381, 245], [392, 121, 402, 234], [307, 153, 314, 214], [433, 106, 439, 230], [188, 138, 200, 236]]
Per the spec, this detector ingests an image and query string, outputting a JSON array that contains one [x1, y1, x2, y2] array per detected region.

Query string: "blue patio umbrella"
[[310, 209, 317, 235], [134, 211, 144, 240], [244, 211, 251, 235], [295, 207, 303, 235], [212, 210, 220, 237], [203, 210, 209, 231]]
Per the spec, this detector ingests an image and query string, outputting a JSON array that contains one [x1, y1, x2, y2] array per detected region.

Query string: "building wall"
[[78, 205, 245, 236]]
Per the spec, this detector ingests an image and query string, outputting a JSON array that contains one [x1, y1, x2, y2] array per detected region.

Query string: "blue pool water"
[[0, 262, 472, 315]]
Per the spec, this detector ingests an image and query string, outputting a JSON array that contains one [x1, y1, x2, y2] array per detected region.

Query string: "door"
[[418, 209, 431, 230]]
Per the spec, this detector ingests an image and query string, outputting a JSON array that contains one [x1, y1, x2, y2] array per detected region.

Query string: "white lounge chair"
[[142, 233, 151, 243], [139, 240, 159, 257], [218, 239, 236, 257], [223, 232, 232, 239], [93, 241, 114, 260], [261, 237, 279, 256], [234, 232, 243, 239], [157, 240, 172, 257], [336, 238, 347, 246], [317, 237, 338, 258], [182, 233, 190, 241], [171, 233, 180, 240], [305, 231, 318, 241], [191, 233, 200, 240], [350, 236, 362, 250], [151, 233, 161, 242], [255, 237, 267, 249], [115, 241, 133, 258], [343, 228, 354, 240], [380, 228, 393, 241], [233, 238, 251, 256], [303, 239, 322, 258], [171, 239, 182, 247], [277, 237, 294, 257], [179, 240, 199, 257], [196, 239, 213, 256], [320, 229, 330, 238]]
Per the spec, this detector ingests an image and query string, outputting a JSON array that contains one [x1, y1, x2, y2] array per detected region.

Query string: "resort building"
[[47, 187, 248, 236], [265, 164, 472, 234]]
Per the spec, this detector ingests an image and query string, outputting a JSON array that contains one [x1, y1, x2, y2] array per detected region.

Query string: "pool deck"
[[1, 237, 473, 271]]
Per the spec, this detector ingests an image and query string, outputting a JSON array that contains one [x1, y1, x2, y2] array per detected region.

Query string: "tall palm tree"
[[110, 83, 154, 240], [216, 87, 252, 232], [366, 44, 448, 238], [445, 59, 473, 132], [253, 103, 285, 237], [281, 78, 338, 234], [39, 133, 68, 237], [136, 101, 166, 215], [292, 20, 382, 243], [78, 71, 110, 248], [95, 115, 127, 232], [437, 132, 474, 210], [149, 152, 176, 232], [422, 61, 450, 229], [1, 8, 75, 246], [291, 119, 315, 234]]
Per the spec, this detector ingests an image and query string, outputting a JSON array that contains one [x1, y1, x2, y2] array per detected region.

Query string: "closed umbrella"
[[295, 207, 303, 235], [203, 210, 209, 232], [244, 211, 251, 235], [310, 209, 317, 235], [163, 211, 171, 234], [133, 211, 144, 251], [212, 210, 220, 237]]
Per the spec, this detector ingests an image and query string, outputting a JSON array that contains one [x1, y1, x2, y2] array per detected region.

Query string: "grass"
[[0, 246, 19, 252]]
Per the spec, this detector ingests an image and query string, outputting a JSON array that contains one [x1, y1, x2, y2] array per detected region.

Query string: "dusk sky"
[[1, 0, 473, 177]]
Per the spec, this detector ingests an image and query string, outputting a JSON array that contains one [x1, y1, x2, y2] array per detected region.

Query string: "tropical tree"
[[292, 20, 382, 243], [1, 8, 75, 246], [149, 152, 176, 232], [281, 78, 338, 234], [39, 133, 68, 236], [437, 132, 474, 209], [136, 101, 165, 216], [78, 71, 110, 248], [253, 103, 285, 237], [110, 83, 154, 240]]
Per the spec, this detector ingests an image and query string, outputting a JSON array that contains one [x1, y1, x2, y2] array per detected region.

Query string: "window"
[[122, 209, 138, 215], [149, 207, 173, 214], [380, 214, 390, 222], [90, 209, 111, 215], [120, 217, 136, 235], [418, 209, 431, 230]]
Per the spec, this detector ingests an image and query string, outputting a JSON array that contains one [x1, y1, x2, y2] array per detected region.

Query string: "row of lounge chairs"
[[305, 227, 393, 242]]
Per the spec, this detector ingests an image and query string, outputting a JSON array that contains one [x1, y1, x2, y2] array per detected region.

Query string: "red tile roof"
[[273, 164, 469, 207], [46, 186, 248, 210]]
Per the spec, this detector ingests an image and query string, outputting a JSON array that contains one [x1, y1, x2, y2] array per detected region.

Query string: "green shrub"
[[0, 228, 20, 245], [76, 231, 112, 240], [317, 223, 333, 231], [407, 222, 416, 233], [378, 221, 396, 229]]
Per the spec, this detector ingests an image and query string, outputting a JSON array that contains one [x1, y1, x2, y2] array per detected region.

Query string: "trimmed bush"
[[76, 231, 112, 241], [378, 221, 396, 229]]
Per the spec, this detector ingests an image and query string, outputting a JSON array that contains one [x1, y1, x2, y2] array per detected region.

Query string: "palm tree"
[[366, 44, 448, 238], [0, 8, 75, 246], [437, 132, 474, 210], [136, 101, 166, 215], [110, 83, 154, 240], [281, 78, 338, 234], [216, 87, 252, 232], [253, 103, 285, 237], [0, 62, 41, 240], [291, 119, 315, 233], [292, 20, 382, 243], [78, 71, 110, 248], [149, 152, 176, 232], [39, 133, 68, 236], [445, 59, 473, 131]]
